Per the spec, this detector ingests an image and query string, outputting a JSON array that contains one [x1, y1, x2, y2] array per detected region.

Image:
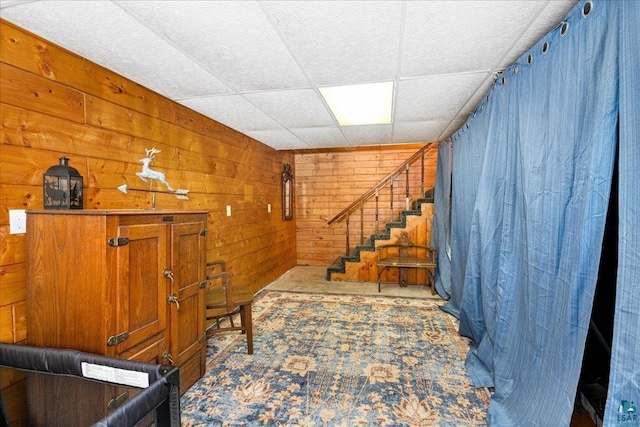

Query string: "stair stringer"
[[327, 201, 433, 282]]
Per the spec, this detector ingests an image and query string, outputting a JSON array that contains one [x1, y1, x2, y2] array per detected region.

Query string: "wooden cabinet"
[[26, 210, 208, 393]]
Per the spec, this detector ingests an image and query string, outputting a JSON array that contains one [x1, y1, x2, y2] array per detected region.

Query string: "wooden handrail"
[[327, 143, 437, 226]]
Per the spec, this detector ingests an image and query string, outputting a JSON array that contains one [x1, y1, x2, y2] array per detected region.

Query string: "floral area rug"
[[181, 291, 488, 426]]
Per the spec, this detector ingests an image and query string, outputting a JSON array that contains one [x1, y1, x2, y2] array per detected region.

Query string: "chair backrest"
[[206, 260, 235, 313]]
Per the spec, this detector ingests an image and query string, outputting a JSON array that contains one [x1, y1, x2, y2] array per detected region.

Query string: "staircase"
[[325, 143, 437, 282], [326, 199, 434, 281]]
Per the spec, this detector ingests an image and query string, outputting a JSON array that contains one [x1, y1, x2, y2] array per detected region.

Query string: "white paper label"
[[81, 362, 150, 388]]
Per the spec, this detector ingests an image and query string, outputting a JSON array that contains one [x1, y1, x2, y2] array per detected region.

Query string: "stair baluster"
[[375, 189, 379, 234], [405, 164, 410, 211]]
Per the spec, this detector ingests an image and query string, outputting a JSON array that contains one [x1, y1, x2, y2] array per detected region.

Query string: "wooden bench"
[[376, 231, 437, 294]]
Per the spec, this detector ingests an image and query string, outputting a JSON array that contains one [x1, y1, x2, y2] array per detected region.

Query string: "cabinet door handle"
[[163, 268, 174, 283], [167, 294, 180, 312], [162, 350, 174, 365]]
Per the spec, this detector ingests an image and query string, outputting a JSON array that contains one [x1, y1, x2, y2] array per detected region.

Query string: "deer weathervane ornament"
[[118, 147, 189, 209], [136, 148, 174, 191]]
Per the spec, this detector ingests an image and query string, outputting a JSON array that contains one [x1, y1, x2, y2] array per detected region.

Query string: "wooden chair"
[[205, 260, 254, 354]]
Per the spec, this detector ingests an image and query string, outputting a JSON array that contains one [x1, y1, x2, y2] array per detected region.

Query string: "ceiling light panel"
[[262, 1, 402, 86], [320, 82, 394, 126]]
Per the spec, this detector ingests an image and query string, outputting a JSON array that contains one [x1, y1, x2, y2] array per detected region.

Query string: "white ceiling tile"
[[395, 72, 490, 122], [180, 95, 281, 132], [245, 130, 307, 150], [262, 1, 402, 86], [393, 121, 448, 144], [117, 1, 309, 92], [457, 77, 495, 118], [290, 127, 349, 148], [1, 1, 231, 98], [401, 1, 546, 77], [244, 89, 336, 128], [500, 0, 579, 68], [341, 125, 393, 146]]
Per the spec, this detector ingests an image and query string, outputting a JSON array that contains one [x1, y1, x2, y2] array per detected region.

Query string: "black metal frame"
[[0, 343, 180, 427]]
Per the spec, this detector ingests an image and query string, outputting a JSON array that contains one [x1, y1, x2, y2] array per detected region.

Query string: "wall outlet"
[[9, 209, 27, 234], [268, 204, 271, 213]]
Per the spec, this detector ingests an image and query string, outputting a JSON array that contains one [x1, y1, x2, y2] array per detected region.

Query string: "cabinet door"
[[114, 222, 168, 356], [168, 219, 206, 390], [27, 213, 109, 354]]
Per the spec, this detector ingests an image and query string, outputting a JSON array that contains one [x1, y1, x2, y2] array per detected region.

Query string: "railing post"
[[345, 216, 350, 256], [375, 189, 379, 234], [421, 153, 425, 197], [360, 201, 364, 245], [390, 181, 394, 222], [405, 164, 410, 210]]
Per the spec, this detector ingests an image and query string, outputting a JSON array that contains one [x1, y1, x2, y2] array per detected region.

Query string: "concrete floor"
[[264, 265, 442, 299]]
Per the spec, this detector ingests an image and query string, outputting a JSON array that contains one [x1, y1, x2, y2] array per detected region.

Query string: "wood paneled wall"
[[295, 146, 437, 266], [0, 20, 296, 344]]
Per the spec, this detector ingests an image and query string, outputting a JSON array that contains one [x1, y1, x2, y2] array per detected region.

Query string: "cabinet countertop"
[[26, 209, 208, 215]]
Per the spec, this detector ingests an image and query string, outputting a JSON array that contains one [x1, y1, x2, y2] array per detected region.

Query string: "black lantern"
[[43, 157, 83, 209]]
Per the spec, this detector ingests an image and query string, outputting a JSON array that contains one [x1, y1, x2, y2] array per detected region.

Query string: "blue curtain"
[[604, 1, 640, 425], [432, 141, 452, 298], [441, 108, 490, 318], [432, 1, 639, 425]]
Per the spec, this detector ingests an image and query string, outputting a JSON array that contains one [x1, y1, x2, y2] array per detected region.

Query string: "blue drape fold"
[[431, 1, 639, 425], [441, 112, 489, 319], [432, 141, 452, 298], [604, 1, 640, 425]]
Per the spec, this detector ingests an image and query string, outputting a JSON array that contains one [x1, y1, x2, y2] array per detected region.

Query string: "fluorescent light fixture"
[[319, 81, 393, 126]]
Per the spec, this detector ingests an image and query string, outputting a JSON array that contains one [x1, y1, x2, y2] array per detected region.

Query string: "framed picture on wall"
[[282, 163, 293, 221]]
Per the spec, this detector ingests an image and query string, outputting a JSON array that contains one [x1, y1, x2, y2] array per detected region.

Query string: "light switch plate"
[[226, 205, 231, 217]]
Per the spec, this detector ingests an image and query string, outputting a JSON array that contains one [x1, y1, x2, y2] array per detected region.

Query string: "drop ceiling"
[[0, 0, 578, 150]]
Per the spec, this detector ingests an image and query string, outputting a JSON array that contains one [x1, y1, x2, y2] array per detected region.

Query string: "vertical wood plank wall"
[[0, 20, 296, 344], [295, 147, 437, 266]]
